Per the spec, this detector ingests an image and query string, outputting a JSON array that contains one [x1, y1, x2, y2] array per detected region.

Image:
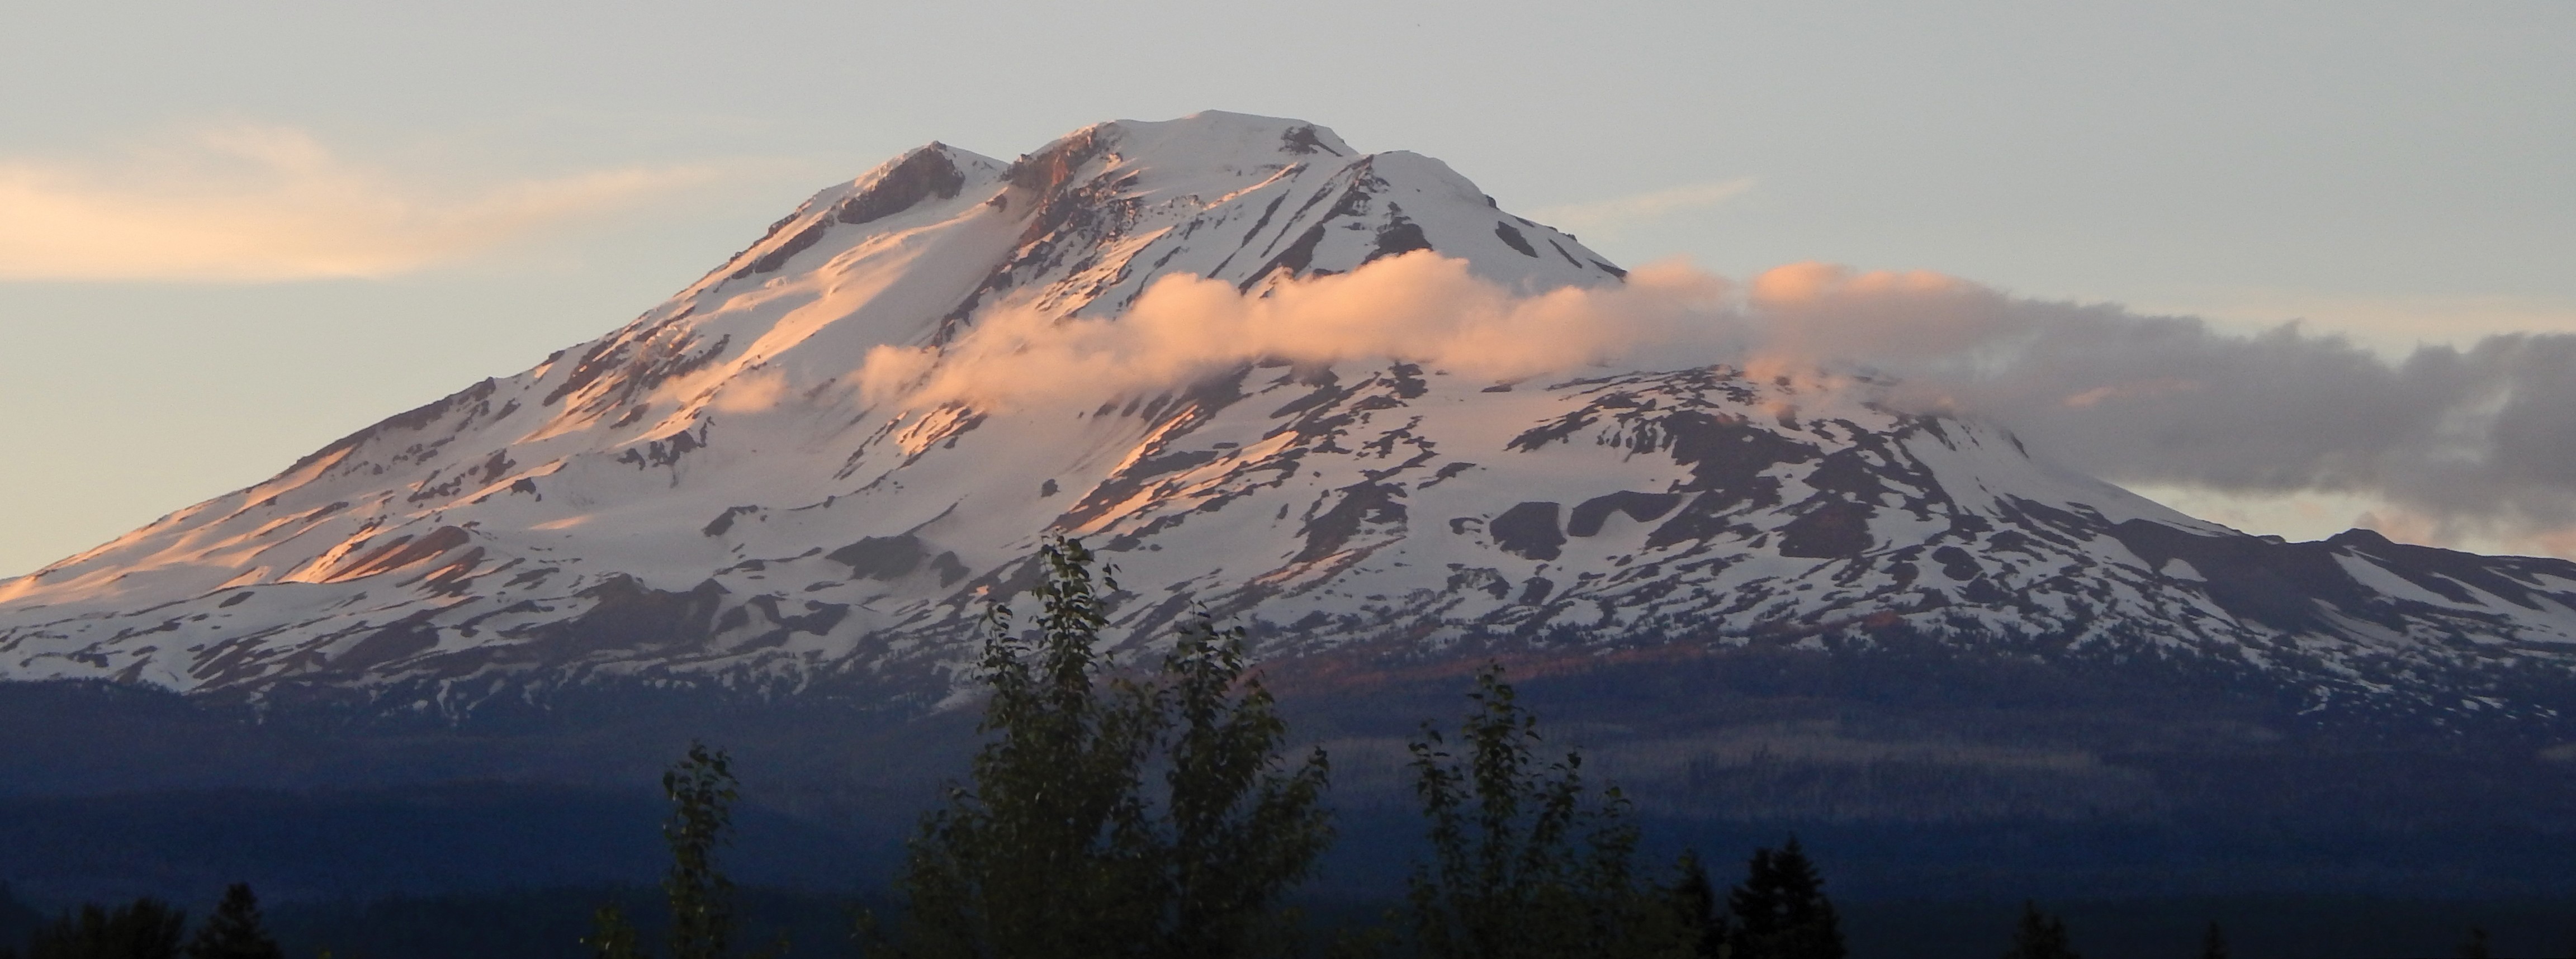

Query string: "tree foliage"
[[661, 743, 742, 959], [2454, 926, 2491, 959], [589, 742, 771, 959], [1727, 837, 1844, 959], [26, 899, 184, 959], [2002, 901, 2080, 959], [181, 885, 279, 959], [873, 536, 1332, 959], [1403, 664, 1689, 959], [1667, 850, 1729, 958]]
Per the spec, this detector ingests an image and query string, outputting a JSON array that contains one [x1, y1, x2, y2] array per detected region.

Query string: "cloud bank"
[[0, 125, 718, 282], [864, 253, 2576, 556]]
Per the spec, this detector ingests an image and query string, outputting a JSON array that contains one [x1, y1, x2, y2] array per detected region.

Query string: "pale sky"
[[3, 2, 2572, 576]]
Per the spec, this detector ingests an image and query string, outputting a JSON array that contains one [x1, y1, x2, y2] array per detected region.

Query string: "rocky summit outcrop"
[[4, 112, 2573, 723]]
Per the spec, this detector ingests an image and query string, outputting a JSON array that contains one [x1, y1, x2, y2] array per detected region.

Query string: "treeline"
[[7, 539, 2545, 958], [588, 539, 1852, 959], [1, 883, 285, 959]]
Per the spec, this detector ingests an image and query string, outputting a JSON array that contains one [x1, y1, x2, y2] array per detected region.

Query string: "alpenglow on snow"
[[4, 112, 2573, 719]]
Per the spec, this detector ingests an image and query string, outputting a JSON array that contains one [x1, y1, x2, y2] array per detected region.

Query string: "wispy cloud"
[[1531, 178, 1756, 238], [2128, 287, 2576, 356], [0, 125, 723, 282]]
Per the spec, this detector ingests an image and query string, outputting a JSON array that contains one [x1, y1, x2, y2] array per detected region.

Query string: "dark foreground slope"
[[9, 634, 2576, 910]]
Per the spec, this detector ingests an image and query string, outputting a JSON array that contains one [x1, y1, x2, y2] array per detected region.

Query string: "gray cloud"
[[1746, 264, 2576, 544]]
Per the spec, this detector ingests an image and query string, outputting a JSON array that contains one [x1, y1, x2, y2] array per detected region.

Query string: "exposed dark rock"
[[1568, 491, 1683, 537], [1663, 411, 1819, 492], [1005, 125, 1114, 196], [1363, 205, 1432, 264], [929, 552, 970, 587], [1295, 482, 1407, 563], [2326, 527, 2568, 610], [1507, 410, 1598, 451], [733, 219, 830, 278], [286, 379, 497, 475], [1420, 462, 1478, 488], [1518, 576, 1556, 604], [1779, 501, 1876, 558], [831, 146, 966, 227], [619, 425, 709, 469], [335, 611, 442, 672], [1240, 224, 1328, 291], [552, 576, 728, 651], [2108, 520, 2372, 633], [1932, 545, 1982, 581], [1491, 502, 1566, 561], [1387, 363, 1430, 400], [1493, 222, 1538, 257], [1280, 125, 1343, 156], [702, 506, 759, 538], [1058, 450, 1222, 529], [323, 526, 472, 583], [826, 535, 927, 581], [740, 595, 849, 638]]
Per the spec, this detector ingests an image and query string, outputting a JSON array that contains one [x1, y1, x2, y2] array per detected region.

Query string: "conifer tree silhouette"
[[1727, 837, 1845, 959], [1668, 849, 1729, 958], [2000, 901, 2079, 959], [2455, 927, 2491, 959], [182, 885, 280, 959], [26, 899, 185, 959]]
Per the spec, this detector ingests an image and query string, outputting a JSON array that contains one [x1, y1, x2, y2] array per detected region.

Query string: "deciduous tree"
[[1404, 664, 1687, 959], [589, 743, 772, 959], [873, 537, 1331, 959]]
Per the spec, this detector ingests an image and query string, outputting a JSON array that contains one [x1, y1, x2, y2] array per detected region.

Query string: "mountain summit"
[[5, 112, 2573, 721]]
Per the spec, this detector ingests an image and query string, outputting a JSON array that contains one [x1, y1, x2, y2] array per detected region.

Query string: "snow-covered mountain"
[[6, 112, 2575, 721]]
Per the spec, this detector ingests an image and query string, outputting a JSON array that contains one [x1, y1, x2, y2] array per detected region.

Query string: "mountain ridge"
[[4, 111, 2573, 727]]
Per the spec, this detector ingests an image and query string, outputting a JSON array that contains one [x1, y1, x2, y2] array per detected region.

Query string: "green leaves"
[[877, 537, 1333, 959], [662, 743, 741, 959], [588, 742, 770, 959], [1404, 664, 1688, 959]]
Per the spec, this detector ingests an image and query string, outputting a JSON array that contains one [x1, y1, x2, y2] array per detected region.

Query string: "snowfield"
[[6, 112, 2574, 720]]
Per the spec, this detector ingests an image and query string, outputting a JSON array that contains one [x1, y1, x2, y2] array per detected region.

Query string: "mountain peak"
[[4, 116, 2572, 725]]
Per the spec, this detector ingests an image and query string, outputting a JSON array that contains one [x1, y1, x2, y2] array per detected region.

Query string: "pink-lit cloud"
[[865, 253, 2576, 556], [0, 125, 720, 282]]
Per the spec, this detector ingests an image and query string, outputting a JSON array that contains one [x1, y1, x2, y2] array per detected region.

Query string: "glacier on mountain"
[[4, 111, 2574, 721]]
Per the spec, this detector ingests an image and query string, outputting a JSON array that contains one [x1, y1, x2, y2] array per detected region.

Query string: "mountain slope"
[[4, 112, 2574, 722]]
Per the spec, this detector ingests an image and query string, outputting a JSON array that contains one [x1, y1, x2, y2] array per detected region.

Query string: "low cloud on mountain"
[[1744, 262, 2576, 554], [865, 252, 2576, 554]]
